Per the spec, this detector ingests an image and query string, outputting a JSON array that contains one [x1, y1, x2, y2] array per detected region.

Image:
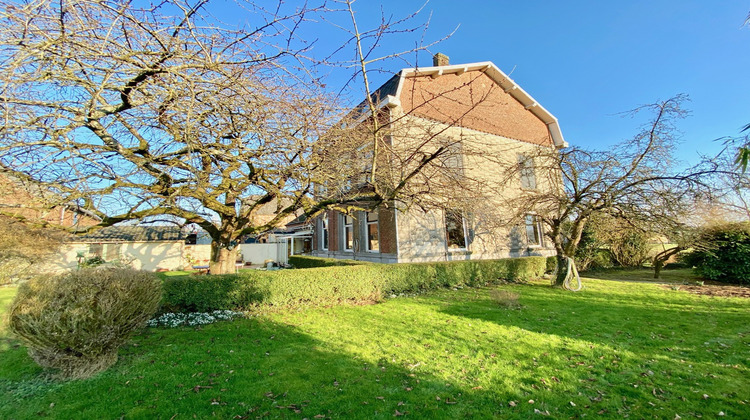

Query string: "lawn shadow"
[[0, 314, 556, 419]]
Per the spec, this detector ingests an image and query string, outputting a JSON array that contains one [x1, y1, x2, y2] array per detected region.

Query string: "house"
[[0, 174, 100, 228], [46, 225, 189, 272], [309, 54, 566, 263]]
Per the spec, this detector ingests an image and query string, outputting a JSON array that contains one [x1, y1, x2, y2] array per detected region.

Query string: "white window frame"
[[366, 212, 379, 253], [525, 213, 543, 248], [445, 209, 468, 251], [342, 214, 354, 252], [321, 213, 329, 250]]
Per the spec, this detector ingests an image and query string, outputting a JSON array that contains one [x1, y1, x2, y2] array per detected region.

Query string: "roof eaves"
[[398, 62, 568, 148]]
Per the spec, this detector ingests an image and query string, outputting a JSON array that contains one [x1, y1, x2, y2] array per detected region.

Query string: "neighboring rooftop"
[[71, 226, 186, 243]]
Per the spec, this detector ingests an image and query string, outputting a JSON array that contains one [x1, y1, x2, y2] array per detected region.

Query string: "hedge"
[[288, 255, 367, 268], [161, 256, 547, 313]]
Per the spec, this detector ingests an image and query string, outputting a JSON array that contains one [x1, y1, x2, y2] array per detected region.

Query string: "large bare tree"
[[501, 95, 721, 287], [0, 0, 345, 273]]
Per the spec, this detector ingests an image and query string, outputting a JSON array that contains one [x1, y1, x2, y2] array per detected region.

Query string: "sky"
[[272, 0, 750, 167]]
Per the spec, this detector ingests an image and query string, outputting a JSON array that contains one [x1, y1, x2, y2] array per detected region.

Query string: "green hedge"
[[161, 256, 547, 313], [288, 255, 367, 268]]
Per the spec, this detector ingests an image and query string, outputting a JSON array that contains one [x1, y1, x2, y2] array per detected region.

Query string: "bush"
[[489, 289, 521, 309], [161, 257, 547, 312], [288, 256, 367, 268], [609, 230, 650, 267], [685, 223, 750, 285], [8, 268, 162, 379], [545, 256, 557, 273]]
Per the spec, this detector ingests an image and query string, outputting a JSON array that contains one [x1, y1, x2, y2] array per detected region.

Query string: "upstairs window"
[[519, 155, 537, 190], [343, 214, 354, 251], [366, 212, 379, 252], [525, 214, 543, 247], [321, 213, 329, 250], [445, 209, 467, 250]]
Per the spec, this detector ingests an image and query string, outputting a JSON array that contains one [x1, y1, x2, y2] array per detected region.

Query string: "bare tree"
[[0, 0, 342, 273], [501, 95, 721, 287]]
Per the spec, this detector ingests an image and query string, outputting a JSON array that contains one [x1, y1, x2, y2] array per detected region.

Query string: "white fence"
[[239, 243, 287, 265]]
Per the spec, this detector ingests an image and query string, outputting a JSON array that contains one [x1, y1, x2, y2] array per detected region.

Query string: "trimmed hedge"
[[161, 256, 547, 312], [288, 255, 367, 268]]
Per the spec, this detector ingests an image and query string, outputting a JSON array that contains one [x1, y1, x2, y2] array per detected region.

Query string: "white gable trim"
[[395, 62, 568, 148]]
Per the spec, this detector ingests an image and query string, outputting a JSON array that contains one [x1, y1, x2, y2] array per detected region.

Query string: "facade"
[[0, 174, 100, 228], [311, 55, 566, 263]]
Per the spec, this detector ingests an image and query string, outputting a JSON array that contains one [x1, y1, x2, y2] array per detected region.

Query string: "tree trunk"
[[653, 247, 680, 279], [209, 242, 239, 275], [554, 254, 568, 286], [653, 258, 663, 279]]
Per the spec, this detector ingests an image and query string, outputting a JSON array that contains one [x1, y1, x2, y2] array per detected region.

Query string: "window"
[[105, 243, 121, 261], [89, 243, 103, 257], [321, 213, 329, 250], [445, 209, 467, 250], [343, 214, 354, 251], [525, 214, 543, 247], [366, 212, 379, 252], [519, 155, 537, 190]]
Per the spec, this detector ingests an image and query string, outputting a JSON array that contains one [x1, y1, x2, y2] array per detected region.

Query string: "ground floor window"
[[366, 212, 379, 252], [321, 214, 329, 250], [525, 214, 543, 247], [343, 214, 354, 251], [445, 209, 467, 250]]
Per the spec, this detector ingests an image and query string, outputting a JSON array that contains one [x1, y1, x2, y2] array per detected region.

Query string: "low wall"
[[42, 241, 288, 273]]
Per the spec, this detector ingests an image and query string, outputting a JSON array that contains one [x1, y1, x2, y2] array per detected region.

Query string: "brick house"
[[310, 54, 566, 263], [0, 174, 100, 229]]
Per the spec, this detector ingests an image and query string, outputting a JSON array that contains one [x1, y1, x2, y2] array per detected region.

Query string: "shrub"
[[288, 256, 367, 268], [545, 256, 557, 273], [79, 255, 106, 268], [489, 289, 521, 309], [8, 268, 162, 379], [609, 230, 650, 267], [161, 256, 547, 312], [685, 223, 750, 285]]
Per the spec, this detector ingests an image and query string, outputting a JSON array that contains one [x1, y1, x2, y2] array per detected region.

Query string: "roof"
[[70, 226, 186, 243], [364, 61, 567, 148]]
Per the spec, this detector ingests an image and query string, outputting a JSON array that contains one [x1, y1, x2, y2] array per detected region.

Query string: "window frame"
[[525, 213, 543, 248], [342, 214, 354, 252], [518, 154, 537, 191], [321, 213, 329, 251], [445, 209, 468, 251], [365, 211, 379, 253]]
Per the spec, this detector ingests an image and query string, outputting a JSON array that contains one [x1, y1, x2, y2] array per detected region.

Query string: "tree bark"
[[554, 254, 568, 286], [209, 242, 239, 275]]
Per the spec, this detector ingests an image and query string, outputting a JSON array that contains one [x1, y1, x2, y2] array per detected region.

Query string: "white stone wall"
[[42, 241, 187, 273]]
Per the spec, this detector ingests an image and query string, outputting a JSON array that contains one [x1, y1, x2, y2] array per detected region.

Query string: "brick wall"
[[399, 70, 553, 147]]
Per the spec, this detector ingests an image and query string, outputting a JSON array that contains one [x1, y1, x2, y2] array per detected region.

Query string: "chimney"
[[432, 52, 449, 67]]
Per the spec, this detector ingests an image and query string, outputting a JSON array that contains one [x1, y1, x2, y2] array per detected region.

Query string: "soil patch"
[[662, 283, 750, 298]]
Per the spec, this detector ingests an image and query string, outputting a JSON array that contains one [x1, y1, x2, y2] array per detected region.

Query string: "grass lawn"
[[1, 271, 749, 419]]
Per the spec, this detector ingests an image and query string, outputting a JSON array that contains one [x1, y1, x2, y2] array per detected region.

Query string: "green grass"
[[1, 272, 749, 419]]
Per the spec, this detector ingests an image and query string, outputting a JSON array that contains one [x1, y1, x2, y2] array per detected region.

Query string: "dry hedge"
[[8, 268, 162, 379]]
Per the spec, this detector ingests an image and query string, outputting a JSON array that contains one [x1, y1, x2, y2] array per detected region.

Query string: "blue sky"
[[286, 0, 749, 166]]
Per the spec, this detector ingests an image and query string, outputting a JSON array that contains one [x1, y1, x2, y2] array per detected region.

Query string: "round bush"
[[7, 268, 162, 379], [686, 223, 750, 285]]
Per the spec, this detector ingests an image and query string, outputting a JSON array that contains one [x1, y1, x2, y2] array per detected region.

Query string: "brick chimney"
[[432, 53, 449, 67]]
